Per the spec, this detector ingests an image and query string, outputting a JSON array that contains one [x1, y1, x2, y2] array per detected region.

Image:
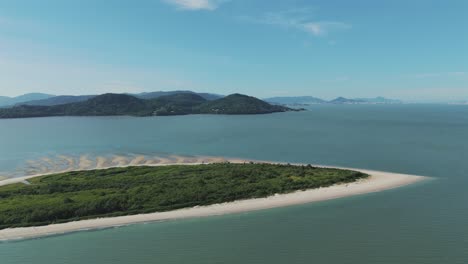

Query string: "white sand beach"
[[0, 162, 428, 241]]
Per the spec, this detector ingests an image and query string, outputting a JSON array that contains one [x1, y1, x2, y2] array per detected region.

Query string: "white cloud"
[[163, 0, 227, 11], [240, 9, 351, 36], [303, 22, 351, 36]]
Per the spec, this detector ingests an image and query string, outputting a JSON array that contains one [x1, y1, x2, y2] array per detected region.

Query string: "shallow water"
[[1, 104, 467, 263]]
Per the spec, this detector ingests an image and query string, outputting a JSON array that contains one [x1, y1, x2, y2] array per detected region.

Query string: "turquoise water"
[[1, 105, 467, 263]]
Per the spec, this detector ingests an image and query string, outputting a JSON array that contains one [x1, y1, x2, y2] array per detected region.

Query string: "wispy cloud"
[[240, 9, 351, 36], [163, 0, 227, 11], [302, 22, 351, 36]]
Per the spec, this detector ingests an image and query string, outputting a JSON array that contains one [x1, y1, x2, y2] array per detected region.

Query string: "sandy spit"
[[0, 163, 428, 241]]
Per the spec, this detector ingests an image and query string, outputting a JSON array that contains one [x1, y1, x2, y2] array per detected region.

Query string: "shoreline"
[[0, 162, 428, 241], [0, 157, 250, 187]]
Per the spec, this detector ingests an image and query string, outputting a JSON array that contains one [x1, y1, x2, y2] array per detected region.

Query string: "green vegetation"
[[0, 163, 367, 229], [0, 93, 298, 118], [150, 93, 208, 116], [198, 94, 295, 114]]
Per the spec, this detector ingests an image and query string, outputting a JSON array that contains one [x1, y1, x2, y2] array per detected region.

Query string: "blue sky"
[[0, 0, 467, 101]]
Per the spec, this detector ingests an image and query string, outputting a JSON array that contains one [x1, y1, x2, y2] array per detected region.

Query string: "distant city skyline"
[[0, 0, 467, 101]]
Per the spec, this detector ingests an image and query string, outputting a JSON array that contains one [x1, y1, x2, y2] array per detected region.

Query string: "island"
[[0, 93, 301, 119], [0, 163, 367, 230], [0, 160, 428, 241]]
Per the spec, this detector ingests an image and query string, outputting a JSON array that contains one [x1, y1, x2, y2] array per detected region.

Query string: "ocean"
[[0, 104, 467, 263]]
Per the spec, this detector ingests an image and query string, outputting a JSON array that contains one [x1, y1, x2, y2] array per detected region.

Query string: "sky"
[[0, 0, 467, 101]]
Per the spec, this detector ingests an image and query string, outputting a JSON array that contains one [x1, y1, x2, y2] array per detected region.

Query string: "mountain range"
[[135, 91, 222, 101], [1, 91, 406, 108], [0, 93, 54, 107], [264, 96, 326, 105], [0, 90, 223, 107], [265, 96, 403, 105], [0, 93, 298, 119], [1, 91, 405, 108]]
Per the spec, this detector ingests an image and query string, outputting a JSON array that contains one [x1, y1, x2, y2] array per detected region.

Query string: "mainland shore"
[[0, 161, 428, 241]]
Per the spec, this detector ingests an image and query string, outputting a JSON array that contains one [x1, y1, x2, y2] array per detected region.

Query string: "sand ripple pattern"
[[6, 154, 248, 179]]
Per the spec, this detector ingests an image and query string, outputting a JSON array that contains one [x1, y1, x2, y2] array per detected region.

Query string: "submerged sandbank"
[[0, 155, 247, 186], [0, 163, 427, 241]]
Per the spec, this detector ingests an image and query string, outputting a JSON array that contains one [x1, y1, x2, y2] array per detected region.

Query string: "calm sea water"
[[0, 104, 467, 264]]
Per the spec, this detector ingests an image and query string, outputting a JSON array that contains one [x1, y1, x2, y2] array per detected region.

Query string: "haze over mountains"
[[11, 90, 468, 108], [0, 93, 54, 107], [264, 96, 327, 105], [1, 91, 407, 108], [264, 96, 403, 105]]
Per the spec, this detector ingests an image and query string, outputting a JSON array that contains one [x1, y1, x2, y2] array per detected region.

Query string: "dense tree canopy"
[[0, 163, 367, 229]]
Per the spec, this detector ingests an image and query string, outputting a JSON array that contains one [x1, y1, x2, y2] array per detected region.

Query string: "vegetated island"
[[0, 163, 367, 230], [0, 161, 428, 240], [0, 93, 302, 119]]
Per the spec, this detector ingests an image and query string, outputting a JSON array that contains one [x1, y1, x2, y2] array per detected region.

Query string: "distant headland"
[[264, 96, 403, 106], [0, 93, 303, 119]]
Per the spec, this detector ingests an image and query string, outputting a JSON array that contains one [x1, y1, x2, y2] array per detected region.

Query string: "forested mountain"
[[17, 95, 96, 106], [0, 93, 298, 118], [199, 94, 294, 114], [11, 91, 222, 107], [135, 91, 222, 101]]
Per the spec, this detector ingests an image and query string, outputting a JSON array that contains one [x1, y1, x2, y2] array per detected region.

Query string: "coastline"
[[0, 157, 250, 187], [0, 164, 428, 241]]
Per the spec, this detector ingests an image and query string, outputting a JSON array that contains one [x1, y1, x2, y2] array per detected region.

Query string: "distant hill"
[[149, 93, 208, 115], [1, 90, 406, 110], [0, 93, 298, 118], [329, 96, 402, 104], [198, 94, 295, 115], [0, 94, 148, 118], [74, 93, 150, 116], [0, 93, 54, 107], [134, 91, 222, 101], [17, 95, 96, 106], [264, 96, 326, 106], [329, 97, 366, 104], [354, 97, 402, 104], [12, 90, 223, 107], [0, 96, 10, 106], [263, 96, 402, 105]]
